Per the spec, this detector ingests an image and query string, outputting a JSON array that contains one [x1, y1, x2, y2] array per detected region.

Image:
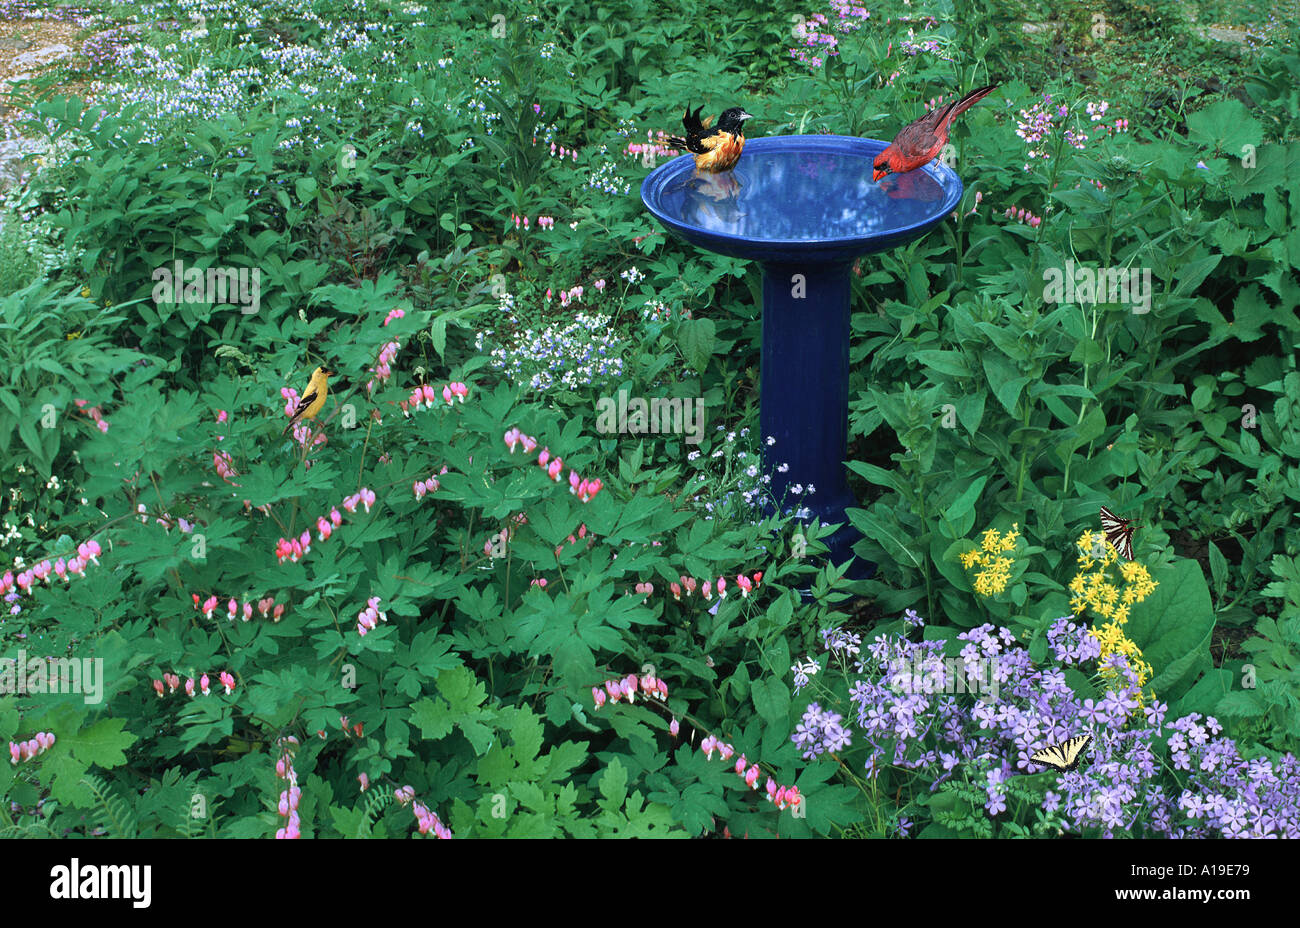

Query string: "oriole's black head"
[[716, 107, 754, 135]]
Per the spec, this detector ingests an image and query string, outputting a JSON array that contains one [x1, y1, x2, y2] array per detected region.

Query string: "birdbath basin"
[[641, 134, 963, 575]]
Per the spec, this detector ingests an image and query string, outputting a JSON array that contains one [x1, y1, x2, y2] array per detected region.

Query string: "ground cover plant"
[[0, 0, 1296, 839]]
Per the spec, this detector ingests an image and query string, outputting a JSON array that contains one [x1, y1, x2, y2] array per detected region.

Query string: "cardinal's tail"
[[941, 84, 999, 127]]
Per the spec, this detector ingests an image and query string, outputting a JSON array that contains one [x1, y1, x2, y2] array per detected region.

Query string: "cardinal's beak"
[[872, 167, 888, 183]]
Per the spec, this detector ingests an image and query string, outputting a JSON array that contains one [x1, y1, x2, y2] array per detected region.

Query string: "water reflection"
[[667, 172, 746, 225], [658, 149, 955, 242]]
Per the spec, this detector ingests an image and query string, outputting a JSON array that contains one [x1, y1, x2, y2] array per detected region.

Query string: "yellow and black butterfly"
[[1029, 734, 1092, 772], [1099, 506, 1140, 561]]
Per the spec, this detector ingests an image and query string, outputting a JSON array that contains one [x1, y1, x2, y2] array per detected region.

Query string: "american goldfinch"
[[282, 366, 335, 436]]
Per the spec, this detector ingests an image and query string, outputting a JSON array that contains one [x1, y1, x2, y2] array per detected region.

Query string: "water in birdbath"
[[644, 135, 962, 264], [660, 149, 948, 243]]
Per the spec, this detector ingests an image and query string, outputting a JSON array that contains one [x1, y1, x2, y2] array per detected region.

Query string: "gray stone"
[[0, 135, 48, 195], [10, 44, 74, 70], [1198, 26, 1251, 44]]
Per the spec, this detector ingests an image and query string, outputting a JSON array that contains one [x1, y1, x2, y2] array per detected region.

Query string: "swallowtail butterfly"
[[1099, 506, 1139, 561], [1029, 734, 1093, 773]]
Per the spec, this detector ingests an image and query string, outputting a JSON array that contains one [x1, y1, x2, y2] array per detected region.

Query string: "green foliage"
[[1214, 555, 1300, 754], [1, 0, 1295, 839]]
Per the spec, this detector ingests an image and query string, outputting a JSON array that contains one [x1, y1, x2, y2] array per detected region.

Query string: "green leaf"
[[981, 352, 1029, 415], [1186, 99, 1264, 158], [1172, 668, 1235, 719], [750, 677, 791, 724], [679, 317, 716, 374], [1126, 560, 1215, 701], [598, 757, 629, 809], [1214, 690, 1267, 719], [1207, 541, 1228, 601], [942, 474, 989, 527], [430, 314, 448, 358], [915, 350, 971, 378], [64, 717, 135, 768]]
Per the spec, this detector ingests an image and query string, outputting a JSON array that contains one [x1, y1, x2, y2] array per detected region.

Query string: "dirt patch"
[[0, 17, 97, 131], [1211, 625, 1252, 666]]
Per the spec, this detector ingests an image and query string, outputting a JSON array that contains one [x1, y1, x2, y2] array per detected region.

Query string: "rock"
[[0, 135, 48, 195], [1198, 26, 1251, 44], [0, 37, 34, 51], [10, 44, 74, 70]]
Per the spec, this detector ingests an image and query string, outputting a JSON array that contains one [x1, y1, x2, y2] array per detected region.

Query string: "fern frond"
[[358, 784, 395, 837], [80, 774, 138, 838]]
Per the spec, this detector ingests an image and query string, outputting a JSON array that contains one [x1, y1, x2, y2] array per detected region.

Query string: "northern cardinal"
[[668, 105, 754, 174], [872, 85, 999, 183]]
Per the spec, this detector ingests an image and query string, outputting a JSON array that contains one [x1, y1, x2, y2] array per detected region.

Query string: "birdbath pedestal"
[[642, 135, 963, 575]]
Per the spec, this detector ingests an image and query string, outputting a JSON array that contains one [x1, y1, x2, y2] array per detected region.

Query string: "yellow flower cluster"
[[959, 523, 1020, 596], [1069, 530, 1158, 693]]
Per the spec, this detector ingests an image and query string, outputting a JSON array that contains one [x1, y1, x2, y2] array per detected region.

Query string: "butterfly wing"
[[1031, 734, 1094, 772], [1112, 526, 1135, 561], [1099, 506, 1136, 560], [1059, 734, 1093, 769], [1029, 743, 1069, 771]]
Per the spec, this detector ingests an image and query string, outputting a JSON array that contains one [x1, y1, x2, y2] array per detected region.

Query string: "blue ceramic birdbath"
[[641, 134, 963, 575]]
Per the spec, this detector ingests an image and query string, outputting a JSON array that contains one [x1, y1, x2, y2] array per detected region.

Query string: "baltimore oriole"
[[872, 85, 999, 183], [668, 105, 753, 174]]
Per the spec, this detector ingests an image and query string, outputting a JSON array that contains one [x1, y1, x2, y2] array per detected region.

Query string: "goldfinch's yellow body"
[[282, 366, 334, 436]]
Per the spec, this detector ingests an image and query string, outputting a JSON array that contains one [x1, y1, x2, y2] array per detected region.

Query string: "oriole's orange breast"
[[696, 133, 745, 172]]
